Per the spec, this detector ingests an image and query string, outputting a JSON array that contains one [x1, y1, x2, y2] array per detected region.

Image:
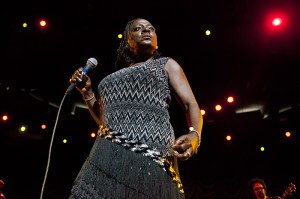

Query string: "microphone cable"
[[39, 94, 67, 199], [39, 57, 97, 198]]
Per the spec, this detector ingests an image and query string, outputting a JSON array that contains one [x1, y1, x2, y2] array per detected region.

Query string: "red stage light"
[[272, 17, 282, 26], [265, 11, 288, 33]]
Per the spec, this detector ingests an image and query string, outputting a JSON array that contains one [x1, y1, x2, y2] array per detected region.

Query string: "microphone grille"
[[87, 57, 98, 68]]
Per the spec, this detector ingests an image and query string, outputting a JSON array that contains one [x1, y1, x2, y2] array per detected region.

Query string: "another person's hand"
[[172, 133, 199, 161], [0, 179, 5, 199], [69, 67, 92, 94]]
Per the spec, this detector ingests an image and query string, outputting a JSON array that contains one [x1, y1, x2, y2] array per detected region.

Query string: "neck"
[[130, 55, 154, 66]]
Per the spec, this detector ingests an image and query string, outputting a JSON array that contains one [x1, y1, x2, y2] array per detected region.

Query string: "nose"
[[142, 27, 151, 33]]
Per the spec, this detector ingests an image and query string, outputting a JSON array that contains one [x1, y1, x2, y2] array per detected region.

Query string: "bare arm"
[[69, 68, 101, 125], [82, 90, 101, 125], [165, 58, 203, 159]]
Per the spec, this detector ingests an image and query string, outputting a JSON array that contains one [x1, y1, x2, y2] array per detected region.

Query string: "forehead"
[[131, 19, 153, 27], [253, 183, 264, 188]]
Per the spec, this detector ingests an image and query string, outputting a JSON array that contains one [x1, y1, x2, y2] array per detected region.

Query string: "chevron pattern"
[[98, 57, 175, 156]]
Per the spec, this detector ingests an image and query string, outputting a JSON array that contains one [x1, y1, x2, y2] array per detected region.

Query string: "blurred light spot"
[[226, 135, 232, 141], [2, 115, 8, 121], [91, 132, 96, 138], [20, 126, 26, 132], [227, 96, 234, 103], [215, 104, 222, 111], [200, 109, 206, 116], [205, 30, 211, 36], [41, 124, 47, 130], [285, 131, 291, 138]]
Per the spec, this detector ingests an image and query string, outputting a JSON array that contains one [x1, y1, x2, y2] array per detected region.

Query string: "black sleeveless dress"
[[69, 57, 185, 199]]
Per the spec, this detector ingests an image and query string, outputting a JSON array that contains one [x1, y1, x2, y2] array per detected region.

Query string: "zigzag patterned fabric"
[[98, 57, 175, 157]]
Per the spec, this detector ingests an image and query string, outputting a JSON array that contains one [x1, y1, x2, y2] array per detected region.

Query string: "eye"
[[132, 25, 156, 32], [133, 26, 142, 31], [148, 26, 155, 32]]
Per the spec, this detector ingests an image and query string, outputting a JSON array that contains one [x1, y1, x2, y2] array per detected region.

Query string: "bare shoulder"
[[165, 57, 182, 73]]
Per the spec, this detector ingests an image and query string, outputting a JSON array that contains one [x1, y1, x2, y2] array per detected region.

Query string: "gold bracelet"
[[83, 93, 95, 102]]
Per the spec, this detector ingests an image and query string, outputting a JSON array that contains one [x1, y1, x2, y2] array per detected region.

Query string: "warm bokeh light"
[[63, 139, 67, 144], [265, 11, 288, 33], [226, 135, 232, 141], [285, 131, 291, 138], [91, 132, 96, 138], [118, 34, 123, 39], [41, 124, 47, 130], [20, 126, 26, 132], [227, 96, 234, 103], [272, 17, 282, 26], [2, 115, 8, 121], [22, 22, 28, 28], [200, 109, 206, 116], [205, 30, 211, 36], [215, 104, 222, 111], [39, 19, 47, 27], [260, 146, 265, 152]]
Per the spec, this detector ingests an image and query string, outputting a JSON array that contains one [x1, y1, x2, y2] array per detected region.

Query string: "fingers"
[[173, 138, 184, 146], [186, 151, 191, 157], [69, 68, 84, 83], [172, 140, 190, 152], [183, 151, 192, 161], [172, 137, 194, 161], [173, 149, 193, 161]]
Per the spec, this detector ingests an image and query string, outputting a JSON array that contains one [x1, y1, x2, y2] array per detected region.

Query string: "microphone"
[[65, 57, 98, 95]]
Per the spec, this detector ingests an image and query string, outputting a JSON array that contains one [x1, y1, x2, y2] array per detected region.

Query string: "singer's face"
[[127, 19, 157, 55], [253, 183, 267, 199]]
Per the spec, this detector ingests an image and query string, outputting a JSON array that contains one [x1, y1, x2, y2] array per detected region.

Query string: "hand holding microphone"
[[66, 58, 98, 95], [40, 58, 98, 199]]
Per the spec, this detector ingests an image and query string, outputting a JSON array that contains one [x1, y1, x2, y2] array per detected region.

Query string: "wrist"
[[189, 127, 201, 154], [83, 93, 95, 102]]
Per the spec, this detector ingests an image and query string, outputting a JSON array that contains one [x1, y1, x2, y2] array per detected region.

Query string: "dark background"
[[1, 0, 300, 198]]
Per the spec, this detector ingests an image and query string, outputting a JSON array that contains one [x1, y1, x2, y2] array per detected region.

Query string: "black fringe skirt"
[[69, 136, 185, 199]]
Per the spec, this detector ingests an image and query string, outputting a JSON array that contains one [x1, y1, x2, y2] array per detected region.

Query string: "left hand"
[[172, 133, 198, 161]]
